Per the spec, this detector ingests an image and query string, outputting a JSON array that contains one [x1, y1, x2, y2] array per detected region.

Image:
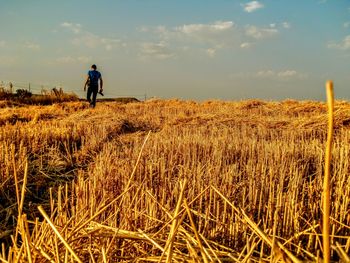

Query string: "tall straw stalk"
[[323, 80, 334, 263]]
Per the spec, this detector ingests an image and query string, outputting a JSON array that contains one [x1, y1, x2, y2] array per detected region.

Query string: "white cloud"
[[23, 41, 40, 50], [206, 48, 216, 57], [56, 56, 75, 63], [101, 38, 121, 51], [344, 22, 350, 28], [60, 22, 122, 51], [256, 69, 306, 80], [282, 22, 291, 29], [245, 25, 278, 39], [243, 1, 264, 13], [105, 44, 113, 51], [256, 70, 275, 78], [72, 33, 121, 50], [77, 56, 92, 63], [155, 26, 167, 34], [240, 42, 253, 49], [56, 56, 91, 64], [71, 32, 99, 48], [277, 70, 298, 78], [327, 35, 350, 50], [0, 40, 5, 47], [176, 21, 234, 34], [143, 21, 237, 49], [140, 41, 175, 60], [138, 26, 150, 32], [61, 22, 81, 34], [171, 21, 235, 47], [138, 20, 283, 57]]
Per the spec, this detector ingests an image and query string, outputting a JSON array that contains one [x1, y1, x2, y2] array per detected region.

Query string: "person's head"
[[91, 64, 97, 70]]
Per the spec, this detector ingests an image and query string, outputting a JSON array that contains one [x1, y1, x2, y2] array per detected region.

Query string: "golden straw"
[[38, 206, 83, 263], [323, 80, 334, 263]]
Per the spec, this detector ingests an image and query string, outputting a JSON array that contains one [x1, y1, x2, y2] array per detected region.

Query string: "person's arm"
[[84, 75, 90, 91], [99, 77, 103, 92]]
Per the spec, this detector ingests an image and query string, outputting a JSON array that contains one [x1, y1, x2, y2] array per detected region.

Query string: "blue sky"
[[0, 0, 349, 100]]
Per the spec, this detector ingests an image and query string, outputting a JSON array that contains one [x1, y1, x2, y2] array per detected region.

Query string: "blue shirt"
[[88, 70, 101, 86]]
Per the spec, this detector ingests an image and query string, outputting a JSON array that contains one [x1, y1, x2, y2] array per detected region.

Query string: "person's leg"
[[87, 86, 92, 103], [91, 85, 98, 107]]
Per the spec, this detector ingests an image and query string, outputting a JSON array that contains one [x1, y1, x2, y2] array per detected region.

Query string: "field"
[[1, 98, 350, 262]]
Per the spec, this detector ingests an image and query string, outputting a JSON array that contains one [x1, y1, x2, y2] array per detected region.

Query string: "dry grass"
[[0, 99, 350, 262], [0, 88, 78, 106]]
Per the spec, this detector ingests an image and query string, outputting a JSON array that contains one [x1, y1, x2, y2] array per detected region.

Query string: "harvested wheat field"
[[1, 99, 350, 262]]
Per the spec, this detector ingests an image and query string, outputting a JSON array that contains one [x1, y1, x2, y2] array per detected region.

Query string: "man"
[[84, 64, 103, 108]]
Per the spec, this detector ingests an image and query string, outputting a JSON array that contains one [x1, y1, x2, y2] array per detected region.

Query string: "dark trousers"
[[87, 85, 98, 107]]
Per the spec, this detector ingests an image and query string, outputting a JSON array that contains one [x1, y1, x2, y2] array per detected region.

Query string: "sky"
[[0, 0, 349, 101]]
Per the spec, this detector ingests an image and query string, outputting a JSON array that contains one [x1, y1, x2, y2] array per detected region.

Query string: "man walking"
[[84, 64, 103, 108]]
